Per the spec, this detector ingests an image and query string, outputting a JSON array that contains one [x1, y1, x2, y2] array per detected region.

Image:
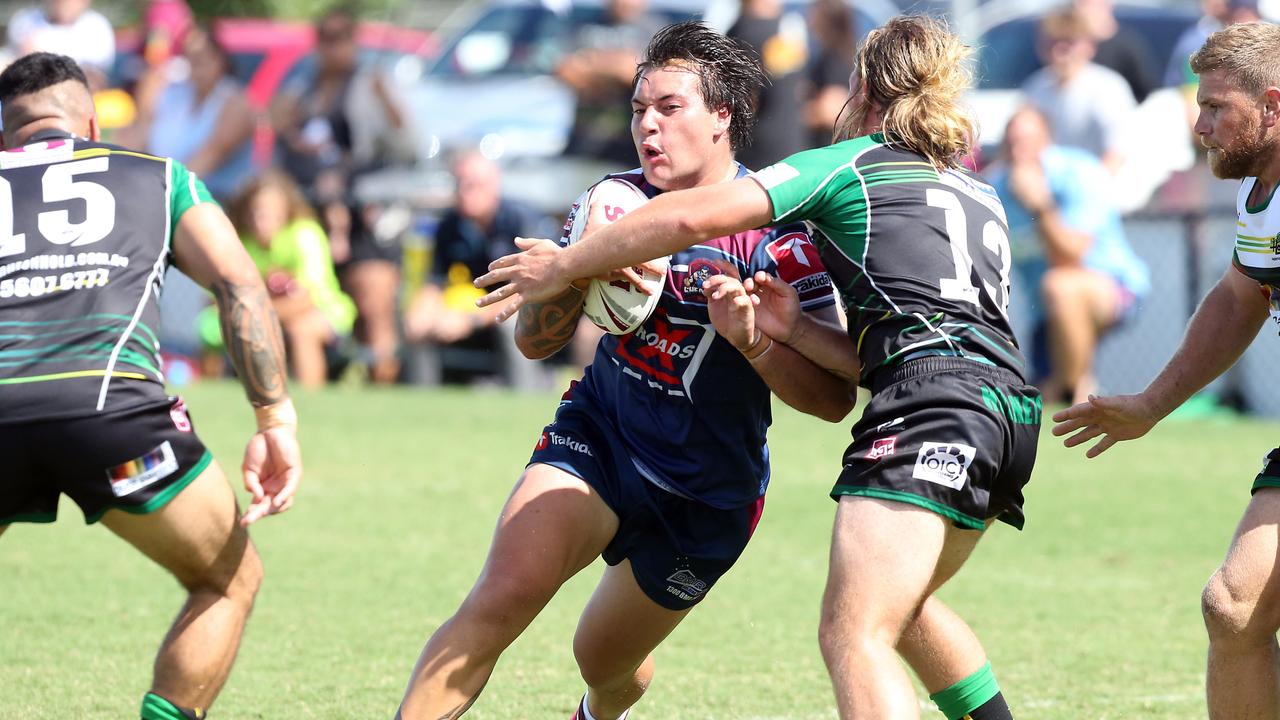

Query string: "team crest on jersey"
[[105, 442, 179, 497], [680, 258, 720, 297]]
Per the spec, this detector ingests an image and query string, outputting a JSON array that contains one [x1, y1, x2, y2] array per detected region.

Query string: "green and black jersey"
[[753, 133, 1026, 385], [0, 131, 214, 424]]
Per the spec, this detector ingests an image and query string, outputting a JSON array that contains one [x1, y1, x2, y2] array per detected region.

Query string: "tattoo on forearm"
[[517, 289, 585, 356], [212, 280, 289, 406]]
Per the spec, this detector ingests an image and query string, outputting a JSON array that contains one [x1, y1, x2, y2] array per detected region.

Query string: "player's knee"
[[461, 570, 558, 629], [1202, 569, 1275, 642], [573, 639, 651, 695], [183, 535, 262, 606]]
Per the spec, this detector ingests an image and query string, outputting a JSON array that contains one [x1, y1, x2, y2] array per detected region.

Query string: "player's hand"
[[1051, 394, 1159, 459], [240, 425, 302, 526], [743, 271, 802, 344], [703, 271, 756, 351], [474, 237, 570, 322]]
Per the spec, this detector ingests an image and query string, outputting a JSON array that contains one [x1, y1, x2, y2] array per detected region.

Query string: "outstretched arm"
[[475, 178, 774, 320], [1053, 265, 1268, 457], [172, 203, 302, 525]]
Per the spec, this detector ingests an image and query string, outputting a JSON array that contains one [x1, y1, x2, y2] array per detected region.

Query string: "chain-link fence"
[[1008, 208, 1280, 416]]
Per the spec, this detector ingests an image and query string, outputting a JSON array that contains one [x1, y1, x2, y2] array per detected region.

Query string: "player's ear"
[[715, 105, 732, 139], [87, 115, 101, 142], [1263, 87, 1280, 129]]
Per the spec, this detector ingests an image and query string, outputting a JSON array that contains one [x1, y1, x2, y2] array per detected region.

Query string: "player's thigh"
[[99, 459, 258, 594], [573, 559, 692, 682], [824, 496, 956, 635], [1209, 488, 1280, 627], [473, 463, 620, 598]]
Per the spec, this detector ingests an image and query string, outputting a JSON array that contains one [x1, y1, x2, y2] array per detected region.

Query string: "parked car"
[[110, 18, 436, 165], [365, 0, 895, 214]]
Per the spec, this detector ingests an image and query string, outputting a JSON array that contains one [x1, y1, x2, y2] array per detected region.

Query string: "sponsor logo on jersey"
[[680, 258, 720, 298], [539, 431, 593, 457], [912, 442, 977, 490], [170, 398, 192, 432], [105, 441, 179, 497], [866, 436, 897, 461], [764, 232, 830, 297], [665, 568, 708, 602]]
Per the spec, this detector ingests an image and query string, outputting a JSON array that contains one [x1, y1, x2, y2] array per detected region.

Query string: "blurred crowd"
[[0, 0, 1263, 402]]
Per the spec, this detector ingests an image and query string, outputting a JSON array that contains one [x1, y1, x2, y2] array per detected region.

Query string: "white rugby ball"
[[565, 178, 668, 335]]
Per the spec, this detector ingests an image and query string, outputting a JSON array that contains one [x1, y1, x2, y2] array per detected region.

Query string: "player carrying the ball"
[[396, 21, 851, 720]]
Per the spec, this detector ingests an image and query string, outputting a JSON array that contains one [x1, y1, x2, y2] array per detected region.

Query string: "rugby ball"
[[565, 178, 668, 335]]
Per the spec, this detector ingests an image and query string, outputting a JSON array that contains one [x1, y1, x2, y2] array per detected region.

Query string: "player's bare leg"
[[101, 460, 262, 712], [342, 260, 401, 383], [898, 596, 989, 692], [571, 559, 692, 719], [819, 497, 983, 720], [1040, 267, 1118, 405], [1203, 488, 1280, 720], [397, 464, 619, 720]]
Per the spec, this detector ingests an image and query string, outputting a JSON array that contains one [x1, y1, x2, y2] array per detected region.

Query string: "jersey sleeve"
[[751, 223, 835, 313], [167, 160, 216, 233], [752, 138, 874, 231]]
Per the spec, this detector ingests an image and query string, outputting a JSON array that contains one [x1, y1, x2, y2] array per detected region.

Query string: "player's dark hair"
[[0, 52, 89, 107], [633, 21, 766, 153]]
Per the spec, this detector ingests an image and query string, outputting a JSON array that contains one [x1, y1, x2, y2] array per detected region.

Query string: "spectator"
[[6, 0, 113, 88], [1163, 0, 1261, 89], [403, 151, 562, 389], [989, 106, 1150, 405], [556, 0, 665, 168], [122, 25, 255, 203], [802, 0, 855, 149], [271, 5, 413, 384], [229, 171, 356, 389], [1022, 6, 1137, 174], [1074, 0, 1158, 102], [727, 0, 808, 169]]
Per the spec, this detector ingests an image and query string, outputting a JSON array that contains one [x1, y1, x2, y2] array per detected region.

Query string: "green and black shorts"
[[0, 397, 212, 525], [834, 357, 1041, 530]]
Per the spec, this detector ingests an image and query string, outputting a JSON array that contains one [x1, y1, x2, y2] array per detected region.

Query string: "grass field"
[[0, 381, 1269, 719]]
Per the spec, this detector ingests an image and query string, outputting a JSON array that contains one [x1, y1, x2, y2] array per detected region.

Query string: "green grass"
[[0, 381, 1267, 718]]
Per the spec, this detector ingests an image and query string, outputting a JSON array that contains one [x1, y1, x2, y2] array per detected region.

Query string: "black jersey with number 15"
[[0, 132, 213, 424], [753, 133, 1026, 386]]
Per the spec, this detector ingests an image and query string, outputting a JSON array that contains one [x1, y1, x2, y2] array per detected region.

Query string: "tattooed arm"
[[515, 280, 587, 360], [172, 202, 302, 526]]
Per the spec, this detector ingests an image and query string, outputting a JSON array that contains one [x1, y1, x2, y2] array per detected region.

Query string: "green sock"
[[140, 692, 205, 720], [929, 662, 1011, 720]]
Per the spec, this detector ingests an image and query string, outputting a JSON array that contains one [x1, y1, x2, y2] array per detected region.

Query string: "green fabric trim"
[[930, 662, 1001, 720], [1246, 177, 1280, 214], [1251, 476, 1280, 494], [141, 691, 204, 720], [85, 450, 212, 524], [830, 486, 985, 530], [168, 160, 216, 230], [0, 511, 58, 524]]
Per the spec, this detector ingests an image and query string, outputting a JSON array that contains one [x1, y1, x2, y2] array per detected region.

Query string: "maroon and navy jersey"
[[561, 166, 835, 509]]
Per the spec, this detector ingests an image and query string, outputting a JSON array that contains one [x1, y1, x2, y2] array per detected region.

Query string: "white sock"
[[578, 695, 629, 720]]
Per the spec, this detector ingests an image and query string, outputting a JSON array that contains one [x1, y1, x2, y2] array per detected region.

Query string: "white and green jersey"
[[753, 133, 1025, 385], [0, 132, 214, 424], [1231, 177, 1280, 325]]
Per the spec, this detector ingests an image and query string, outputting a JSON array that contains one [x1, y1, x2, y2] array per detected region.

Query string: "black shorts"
[[834, 357, 1041, 530], [528, 387, 765, 610], [0, 397, 212, 525]]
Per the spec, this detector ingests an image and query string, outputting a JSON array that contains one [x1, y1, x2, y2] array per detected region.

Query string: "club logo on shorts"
[[105, 441, 179, 497], [665, 569, 708, 602], [912, 442, 977, 490], [536, 431, 550, 451], [170, 399, 192, 432], [538, 431, 593, 457], [876, 416, 905, 432], [866, 436, 897, 461]]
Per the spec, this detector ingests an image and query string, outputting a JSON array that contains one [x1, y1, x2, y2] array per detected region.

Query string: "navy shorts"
[[0, 397, 212, 525], [528, 388, 765, 611]]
